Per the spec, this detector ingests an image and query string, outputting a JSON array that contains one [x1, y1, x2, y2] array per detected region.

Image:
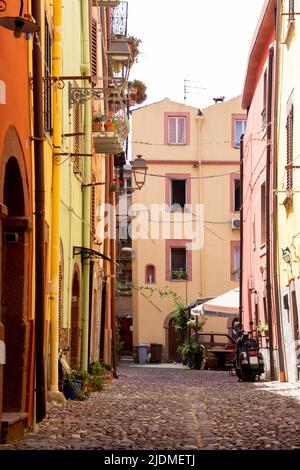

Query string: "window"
[[171, 248, 187, 280], [166, 174, 191, 210], [164, 112, 190, 145], [286, 103, 294, 192], [262, 69, 267, 129], [145, 265, 155, 284], [261, 183, 266, 244], [166, 240, 192, 281], [231, 242, 240, 281], [168, 116, 186, 144], [289, 0, 295, 21], [230, 174, 240, 212], [44, 15, 52, 134], [232, 114, 247, 148], [171, 179, 186, 209], [234, 120, 246, 148]]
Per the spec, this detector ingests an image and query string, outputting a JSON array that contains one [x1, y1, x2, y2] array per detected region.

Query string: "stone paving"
[[1, 364, 300, 450]]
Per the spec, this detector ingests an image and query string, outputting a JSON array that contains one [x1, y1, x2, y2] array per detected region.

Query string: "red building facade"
[[241, 0, 280, 380]]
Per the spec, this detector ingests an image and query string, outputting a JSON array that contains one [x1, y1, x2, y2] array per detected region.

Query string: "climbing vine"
[[116, 281, 187, 332]]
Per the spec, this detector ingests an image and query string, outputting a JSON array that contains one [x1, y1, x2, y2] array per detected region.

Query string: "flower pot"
[[104, 122, 115, 132], [63, 378, 82, 400], [92, 122, 102, 131]]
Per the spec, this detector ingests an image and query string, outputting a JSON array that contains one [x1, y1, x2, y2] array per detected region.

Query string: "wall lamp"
[[0, 0, 39, 38], [282, 247, 292, 265], [123, 155, 148, 191]]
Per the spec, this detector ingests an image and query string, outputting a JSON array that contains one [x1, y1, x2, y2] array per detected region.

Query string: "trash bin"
[[150, 343, 162, 363], [137, 344, 148, 364]]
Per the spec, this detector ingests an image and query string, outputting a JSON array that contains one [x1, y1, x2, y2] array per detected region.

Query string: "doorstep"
[[0, 412, 28, 444]]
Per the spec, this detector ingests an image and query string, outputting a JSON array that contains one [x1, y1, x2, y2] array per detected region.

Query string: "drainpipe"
[[32, 0, 46, 422], [87, 260, 94, 363], [103, 156, 112, 365], [239, 135, 244, 327], [266, 45, 275, 381], [80, 0, 91, 371], [273, 1, 286, 381], [50, 0, 63, 393]]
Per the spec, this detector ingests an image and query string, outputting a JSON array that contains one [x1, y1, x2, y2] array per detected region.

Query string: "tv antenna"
[[184, 79, 206, 103]]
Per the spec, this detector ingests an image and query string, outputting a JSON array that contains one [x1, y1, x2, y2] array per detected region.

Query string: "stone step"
[[0, 412, 28, 444]]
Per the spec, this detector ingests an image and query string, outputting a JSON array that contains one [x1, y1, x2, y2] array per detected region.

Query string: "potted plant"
[[127, 36, 142, 66], [128, 79, 147, 105], [257, 321, 268, 335], [92, 112, 104, 132], [63, 367, 91, 400]]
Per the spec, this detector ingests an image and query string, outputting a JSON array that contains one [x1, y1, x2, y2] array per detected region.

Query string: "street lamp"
[[0, 0, 40, 38], [131, 154, 148, 190], [282, 247, 292, 265]]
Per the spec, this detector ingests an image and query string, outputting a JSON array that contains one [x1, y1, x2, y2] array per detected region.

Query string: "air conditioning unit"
[[232, 217, 240, 230]]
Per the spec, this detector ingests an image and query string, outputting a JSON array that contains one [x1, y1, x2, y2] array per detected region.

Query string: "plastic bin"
[[137, 344, 148, 364], [150, 343, 162, 363]]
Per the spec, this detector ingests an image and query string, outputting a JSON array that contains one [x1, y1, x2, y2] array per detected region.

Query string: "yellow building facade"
[[131, 96, 243, 361], [276, 0, 300, 382]]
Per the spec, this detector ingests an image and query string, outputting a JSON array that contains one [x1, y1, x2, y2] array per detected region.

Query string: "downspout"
[[80, 0, 91, 370], [266, 45, 275, 381], [239, 135, 244, 326], [32, 0, 46, 421], [103, 155, 112, 365], [50, 0, 63, 393], [273, 1, 286, 381]]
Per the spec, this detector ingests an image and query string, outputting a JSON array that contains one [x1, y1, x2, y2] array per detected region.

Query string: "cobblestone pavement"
[[1, 364, 300, 450]]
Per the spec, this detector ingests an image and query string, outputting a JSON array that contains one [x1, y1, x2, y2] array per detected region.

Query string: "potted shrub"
[[128, 79, 147, 105], [127, 36, 142, 66], [63, 368, 91, 400]]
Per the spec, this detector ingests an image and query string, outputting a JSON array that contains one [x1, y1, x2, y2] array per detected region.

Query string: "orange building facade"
[[0, 0, 35, 440]]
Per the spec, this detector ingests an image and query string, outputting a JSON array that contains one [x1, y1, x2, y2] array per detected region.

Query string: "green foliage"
[[257, 321, 268, 334], [116, 319, 125, 353], [178, 338, 205, 356], [116, 280, 186, 332], [171, 268, 187, 280], [186, 316, 208, 331], [88, 361, 111, 391]]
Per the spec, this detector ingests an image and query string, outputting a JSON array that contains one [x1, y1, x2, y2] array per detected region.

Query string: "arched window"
[[145, 264, 155, 284]]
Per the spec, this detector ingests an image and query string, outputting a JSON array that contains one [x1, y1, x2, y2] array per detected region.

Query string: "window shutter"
[[286, 105, 294, 191], [73, 101, 82, 175], [289, 0, 295, 21], [91, 18, 97, 84], [178, 117, 186, 144], [168, 117, 176, 144]]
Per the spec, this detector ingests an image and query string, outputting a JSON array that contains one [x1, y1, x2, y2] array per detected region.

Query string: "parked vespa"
[[235, 329, 264, 381]]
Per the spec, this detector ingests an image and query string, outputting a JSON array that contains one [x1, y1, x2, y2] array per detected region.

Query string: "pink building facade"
[[241, 0, 280, 380]]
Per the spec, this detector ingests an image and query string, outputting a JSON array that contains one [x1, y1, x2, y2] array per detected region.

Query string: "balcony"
[[92, 113, 129, 155]]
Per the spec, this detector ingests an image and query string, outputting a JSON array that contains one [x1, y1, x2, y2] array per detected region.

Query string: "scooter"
[[235, 329, 265, 382]]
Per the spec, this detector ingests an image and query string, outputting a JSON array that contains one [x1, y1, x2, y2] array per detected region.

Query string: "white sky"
[[127, 0, 265, 109]]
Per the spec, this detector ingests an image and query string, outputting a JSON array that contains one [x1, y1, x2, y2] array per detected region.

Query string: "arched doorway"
[[1, 157, 28, 412], [70, 266, 81, 368]]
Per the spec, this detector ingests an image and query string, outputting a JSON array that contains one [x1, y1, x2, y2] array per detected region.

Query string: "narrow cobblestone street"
[[1, 364, 300, 451]]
